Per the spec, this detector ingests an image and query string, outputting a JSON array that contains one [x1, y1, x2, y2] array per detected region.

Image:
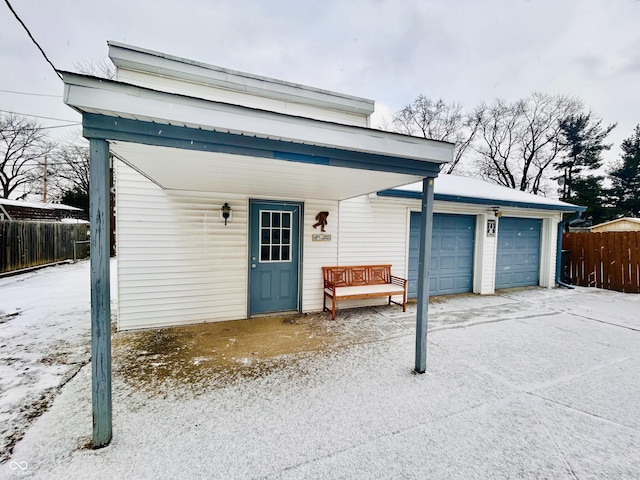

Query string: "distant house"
[[0, 198, 87, 223], [590, 217, 640, 232]]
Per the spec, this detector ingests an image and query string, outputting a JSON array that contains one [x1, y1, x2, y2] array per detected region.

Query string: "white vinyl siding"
[[301, 201, 339, 312], [540, 217, 559, 288], [116, 160, 564, 330], [117, 69, 370, 127], [117, 160, 340, 329], [473, 214, 496, 294], [336, 196, 409, 308], [338, 196, 408, 275], [116, 161, 248, 330]]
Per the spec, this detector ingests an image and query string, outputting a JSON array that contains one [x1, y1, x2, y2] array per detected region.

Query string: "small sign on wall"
[[487, 219, 496, 237], [312, 234, 332, 241]]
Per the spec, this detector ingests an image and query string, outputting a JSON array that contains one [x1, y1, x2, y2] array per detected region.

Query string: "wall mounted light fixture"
[[491, 206, 502, 218], [220, 202, 232, 225]]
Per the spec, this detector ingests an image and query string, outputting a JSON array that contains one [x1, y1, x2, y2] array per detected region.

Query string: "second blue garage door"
[[495, 217, 542, 289], [408, 213, 475, 297]]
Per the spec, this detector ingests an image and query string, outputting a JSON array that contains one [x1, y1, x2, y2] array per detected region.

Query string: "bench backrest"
[[322, 265, 392, 287]]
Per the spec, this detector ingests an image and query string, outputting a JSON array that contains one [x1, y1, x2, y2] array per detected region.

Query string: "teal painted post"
[[90, 138, 112, 447], [415, 177, 435, 373]]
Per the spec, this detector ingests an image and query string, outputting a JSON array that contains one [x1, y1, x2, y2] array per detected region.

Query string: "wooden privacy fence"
[[562, 232, 640, 293], [0, 220, 89, 274]]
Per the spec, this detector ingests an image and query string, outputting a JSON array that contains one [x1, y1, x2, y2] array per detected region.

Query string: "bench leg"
[[332, 295, 337, 320]]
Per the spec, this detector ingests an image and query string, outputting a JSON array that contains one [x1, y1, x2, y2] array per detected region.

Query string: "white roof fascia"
[[108, 42, 375, 117], [62, 73, 452, 165]]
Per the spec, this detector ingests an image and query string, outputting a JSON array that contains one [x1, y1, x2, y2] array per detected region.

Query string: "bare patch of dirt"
[[112, 312, 356, 395], [75, 436, 95, 451], [40, 352, 71, 365]]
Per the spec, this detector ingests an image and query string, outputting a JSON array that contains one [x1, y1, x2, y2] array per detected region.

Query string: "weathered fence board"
[[563, 231, 640, 293], [0, 220, 89, 273]]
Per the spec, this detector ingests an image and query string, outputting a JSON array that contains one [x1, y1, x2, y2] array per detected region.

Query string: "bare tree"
[[0, 113, 53, 199], [393, 96, 480, 174], [50, 142, 90, 197], [472, 99, 523, 189], [74, 58, 116, 80], [473, 93, 582, 194]]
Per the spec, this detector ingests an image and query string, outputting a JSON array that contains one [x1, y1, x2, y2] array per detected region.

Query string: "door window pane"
[[258, 210, 293, 263]]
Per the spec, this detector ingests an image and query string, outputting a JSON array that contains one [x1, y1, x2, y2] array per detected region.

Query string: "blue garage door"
[[408, 213, 476, 297], [495, 217, 542, 289]]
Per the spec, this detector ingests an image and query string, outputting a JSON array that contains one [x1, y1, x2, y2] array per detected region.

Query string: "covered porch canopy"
[[62, 71, 453, 447]]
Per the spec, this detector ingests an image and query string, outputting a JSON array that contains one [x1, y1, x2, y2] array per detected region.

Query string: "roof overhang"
[[108, 41, 376, 117], [63, 72, 452, 200]]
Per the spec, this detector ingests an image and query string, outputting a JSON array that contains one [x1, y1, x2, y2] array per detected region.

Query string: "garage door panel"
[[495, 217, 541, 289], [440, 255, 457, 270], [409, 213, 476, 297], [438, 277, 455, 291]]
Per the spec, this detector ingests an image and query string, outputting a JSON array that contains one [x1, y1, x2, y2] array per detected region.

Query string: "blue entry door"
[[249, 201, 301, 315]]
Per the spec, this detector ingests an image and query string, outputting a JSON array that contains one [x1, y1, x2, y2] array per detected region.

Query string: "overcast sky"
[[2, 0, 639, 167]]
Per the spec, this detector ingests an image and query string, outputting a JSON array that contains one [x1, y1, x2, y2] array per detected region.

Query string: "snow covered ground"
[[1, 261, 640, 479], [0, 260, 116, 465]]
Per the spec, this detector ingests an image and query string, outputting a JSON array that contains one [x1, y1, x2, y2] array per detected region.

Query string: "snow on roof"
[[384, 175, 585, 212], [60, 218, 90, 224], [0, 198, 81, 211]]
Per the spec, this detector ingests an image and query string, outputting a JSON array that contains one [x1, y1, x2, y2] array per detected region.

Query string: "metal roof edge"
[[377, 189, 587, 212], [61, 71, 453, 164], [107, 41, 375, 116]]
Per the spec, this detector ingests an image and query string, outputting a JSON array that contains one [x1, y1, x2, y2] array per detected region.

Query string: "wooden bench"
[[322, 265, 407, 320]]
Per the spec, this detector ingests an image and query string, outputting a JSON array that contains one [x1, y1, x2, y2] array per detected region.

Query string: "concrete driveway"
[[6, 282, 640, 479]]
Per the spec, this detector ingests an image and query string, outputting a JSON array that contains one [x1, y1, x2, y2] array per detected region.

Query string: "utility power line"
[[0, 88, 61, 98], [2, 123, 80, 132], [0, 109, 79, 124], [3, 0, 63, 81]]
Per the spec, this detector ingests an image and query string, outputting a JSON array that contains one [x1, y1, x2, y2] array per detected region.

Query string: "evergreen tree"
[[61, 187, 89, 216], [610, 125, 640, 217], [556, 113, 616, 200], [571, 176, 619, 225]]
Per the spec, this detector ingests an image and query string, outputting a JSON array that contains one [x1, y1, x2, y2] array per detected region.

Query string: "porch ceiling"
[[111, 141, 423, 200]]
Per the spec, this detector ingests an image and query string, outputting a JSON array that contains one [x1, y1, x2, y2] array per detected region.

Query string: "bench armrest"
[[324, 280, 337, 291], [390, 276, 407, 288]]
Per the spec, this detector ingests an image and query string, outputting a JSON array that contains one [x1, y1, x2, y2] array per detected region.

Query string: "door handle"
[[251, 263, 256, 269]]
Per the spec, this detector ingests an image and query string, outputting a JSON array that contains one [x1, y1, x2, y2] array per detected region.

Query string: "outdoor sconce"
[[220, 202, 232, 225], [491, 206, 502, 218]]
